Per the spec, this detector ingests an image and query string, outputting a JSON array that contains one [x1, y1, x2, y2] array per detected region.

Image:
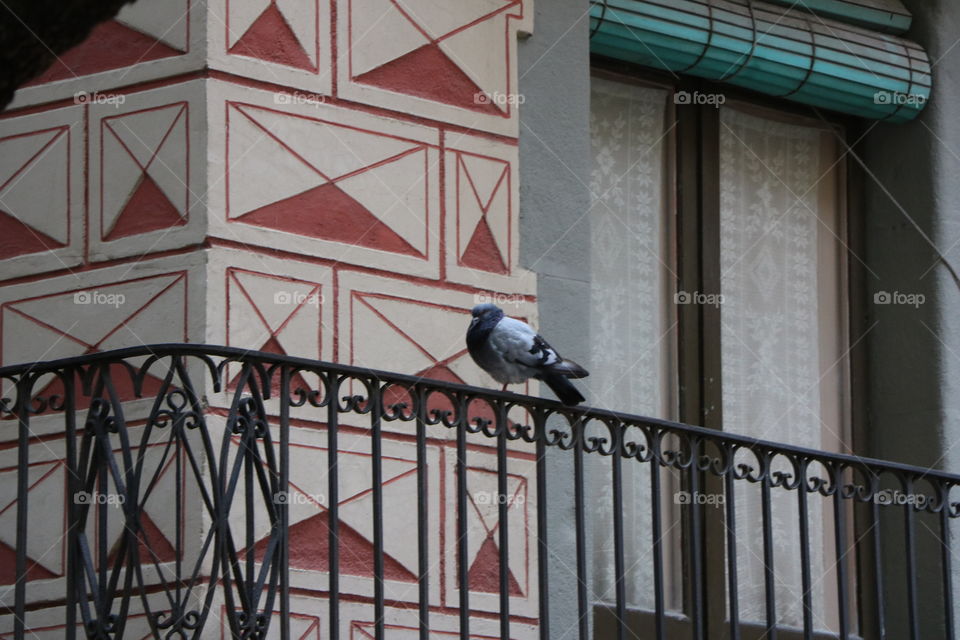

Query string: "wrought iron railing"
[[0, 344, 957, 639]]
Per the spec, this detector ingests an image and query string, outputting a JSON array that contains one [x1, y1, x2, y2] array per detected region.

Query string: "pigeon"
[[466, 303, 589, 406]]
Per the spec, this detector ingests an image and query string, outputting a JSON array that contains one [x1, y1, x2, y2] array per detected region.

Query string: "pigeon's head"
[[471, 303, 502, 319], [470, 303, 503, 327]]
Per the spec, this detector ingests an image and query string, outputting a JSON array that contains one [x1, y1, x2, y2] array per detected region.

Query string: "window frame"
[[589, 54, 874, 639]]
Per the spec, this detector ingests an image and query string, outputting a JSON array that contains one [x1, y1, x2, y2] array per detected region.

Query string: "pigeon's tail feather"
[[551, 358, 589, 379], [541, 372, 586, 406]]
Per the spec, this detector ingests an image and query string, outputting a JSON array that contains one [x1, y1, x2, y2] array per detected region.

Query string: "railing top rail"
[[2, 342, 958, 485]]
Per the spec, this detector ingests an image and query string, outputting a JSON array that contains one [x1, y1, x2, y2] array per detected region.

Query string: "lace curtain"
[[719, 106, 848, 633], [587, 77, 678, 611], [587, 79, 849, 630]]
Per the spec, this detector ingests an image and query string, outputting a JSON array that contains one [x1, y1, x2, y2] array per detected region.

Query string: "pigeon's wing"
[[489, 317, 588, 378]]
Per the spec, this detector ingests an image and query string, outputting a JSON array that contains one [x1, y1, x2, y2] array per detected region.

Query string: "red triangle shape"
[[383, 363, 466, 414], [0, 540, 57, 584], [229, 3, 314, 71], [236, 182, 423, 257], [416, 363, 464, 385], [0, 209, 66, 259], [228, 336, 315, 396], [252, 510, 417, 582], [461, 216, 508, 274], [466, 534, 523, 595], [107, 512, 177, 565], [355, 43, 503, 115], [29, 358, 167, 411], [105, 173, 186, 241], [410, 362, 508, 426], [29, 20, 182, 85]]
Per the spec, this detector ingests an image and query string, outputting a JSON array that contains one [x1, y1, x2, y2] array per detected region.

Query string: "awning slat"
[[764, 0, 912, 34], [590, 0, 931, 122]]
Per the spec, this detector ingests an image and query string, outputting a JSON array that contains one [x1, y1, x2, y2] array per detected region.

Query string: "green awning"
[[764, 0, 912, 34], [589, 0, 931, 123]]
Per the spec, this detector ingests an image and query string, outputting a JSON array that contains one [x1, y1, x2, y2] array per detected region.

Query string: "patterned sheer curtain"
[[718, 106, 850, 633], [587, 77, 679, 611]]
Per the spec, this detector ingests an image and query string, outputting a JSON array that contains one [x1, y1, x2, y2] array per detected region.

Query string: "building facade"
[[0, 0, 958, 638]]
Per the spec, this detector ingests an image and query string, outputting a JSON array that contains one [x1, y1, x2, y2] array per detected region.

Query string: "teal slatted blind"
[[765, 0, 911, 34], [589, 0, 930, 122]]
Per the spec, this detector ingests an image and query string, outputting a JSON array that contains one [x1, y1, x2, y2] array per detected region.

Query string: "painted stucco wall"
[[862, 1, 960, 635], [518, 0, 593, 637], [0, 0, 552, 636]]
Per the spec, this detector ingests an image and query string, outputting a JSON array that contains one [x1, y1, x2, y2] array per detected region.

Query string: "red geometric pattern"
[[0, 612, 157, 639], [220, 608, 320, 639], [226, 102, 432, 259], [27, 0, 189, 85], [454, 151, 511, 274], [337, 273, 537, 409], [0, 461, 66, 585], [96, 446, 182, 569], [0, 442, 185, 604], [227, 0, 319, 71], [262, 448, 417, 581], [100, 102, 189, 241], [225, 267, 324, 390], [350, 622, 515, 639], [347, 0, 521, 114], [462, 468, 528, 596], [257, 512, 416, 580], [0, 125, 71, 260], [227, 432, 440, 604], [0, 272, 188, 408], [348, 293, 481, 386], [0, 271, 189, 368], [441, 447, 537, 617]]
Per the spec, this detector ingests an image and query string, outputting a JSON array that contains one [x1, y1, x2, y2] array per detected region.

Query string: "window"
[[587, 65, 860, 637], [587, 74, 681, 614]]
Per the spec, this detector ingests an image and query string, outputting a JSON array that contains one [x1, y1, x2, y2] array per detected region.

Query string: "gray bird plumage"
[[466, 303, 588, 405]]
